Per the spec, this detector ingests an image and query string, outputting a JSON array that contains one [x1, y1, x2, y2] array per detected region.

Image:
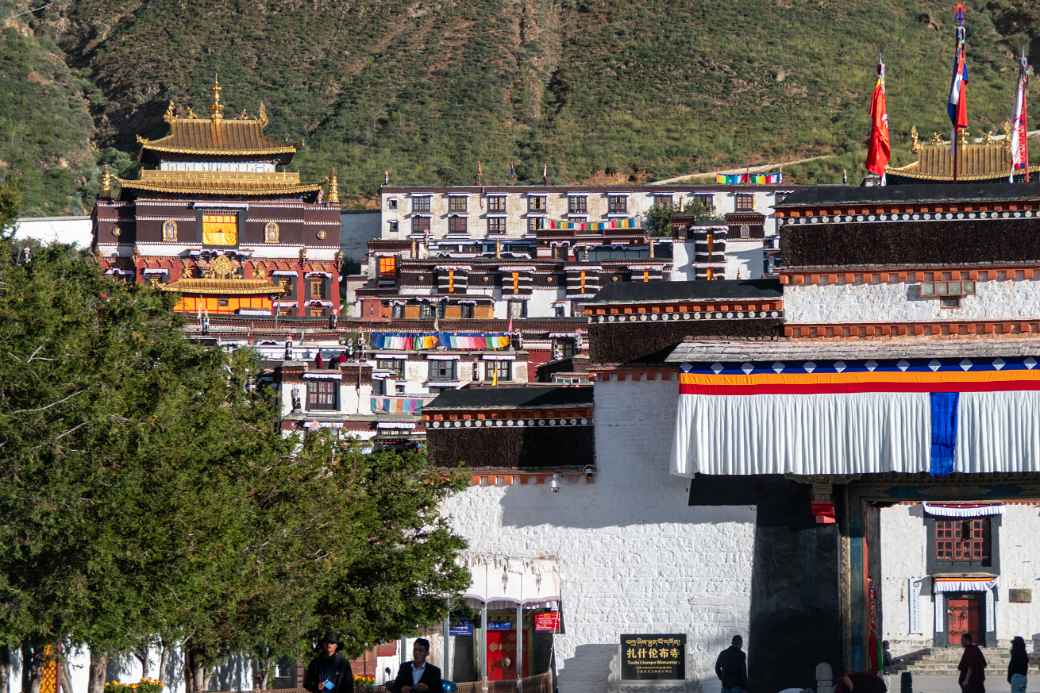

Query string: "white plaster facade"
[[880, 503, 1040, 653], [784, 279, 1040, 324], [379, 187, 785, 241], [439, 379, 757, 692], [12, 216, 93, 248]]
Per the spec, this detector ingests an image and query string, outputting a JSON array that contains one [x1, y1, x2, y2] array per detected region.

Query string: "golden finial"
[[186, 107, 198, 119], [984, 130, 995, 144], [99, 164, 112, 198], [163, 100, 177, 123], [958, 128, 969, 146], [910, 126, 921, 153], [931, 131, 944, 145], [258, 102, 269, 127], [237, 109, 248, 120], [327, 169, 340, 205], [1003, 119, 1013, 149], [210, 75, 224, 121]]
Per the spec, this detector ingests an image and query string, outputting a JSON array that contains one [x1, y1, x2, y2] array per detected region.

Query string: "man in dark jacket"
[[958, 633, 987, 693], [715, 635, 749, 693], [389, 638, 442, 693], [304, 633, 354, 693]]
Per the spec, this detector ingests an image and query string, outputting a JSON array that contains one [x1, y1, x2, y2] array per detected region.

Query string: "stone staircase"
[[888, 647, 1013, 676]]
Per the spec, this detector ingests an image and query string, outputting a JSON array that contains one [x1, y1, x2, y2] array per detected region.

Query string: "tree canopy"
[[0, 241, 468, 691]]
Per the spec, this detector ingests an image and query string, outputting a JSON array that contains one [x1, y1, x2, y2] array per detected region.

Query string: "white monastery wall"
[[879, 505, 932, 653], [880, 504, 1040, 651], [723, 239, 765, 280], [13, 216, 92, 248], [440, 379, 757, 693], [995, 505, 1040, 641], [784, 280, 1040, 324]]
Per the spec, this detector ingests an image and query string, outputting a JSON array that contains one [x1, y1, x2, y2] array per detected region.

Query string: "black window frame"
[[487, 196, 506, 213], [376, 358, 405, 378], [429, 359, 458, 382], [484, 360, 512, 382], [926, 515, 1000, 573], [413, 197, 431, 214], [527, 216, 545, 232], [448, 216, 468, 235], [487, 217, 506, 234], [735, 194, 754, 212], [412, 216, 431, 234], [448, 196, 468, 213], [607, 195, 628, 214], [306, 379, 338, 411], [460, 303, 475, 318], [568, 196, 588, 214], [419, 303, 436, 319], [528, 195, 547, 213]]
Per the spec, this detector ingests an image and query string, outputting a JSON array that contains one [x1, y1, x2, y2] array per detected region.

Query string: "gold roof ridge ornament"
[[210, 75, 224, 122], [889, 121, 1040, 182], [99, 164, 112, 198], [327, 168, 340, 205]]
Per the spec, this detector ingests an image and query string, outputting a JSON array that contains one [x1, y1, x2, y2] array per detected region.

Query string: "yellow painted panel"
[[202, 213, 238, 246]]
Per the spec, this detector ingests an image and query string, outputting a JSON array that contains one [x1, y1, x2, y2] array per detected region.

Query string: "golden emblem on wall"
[[162, 219, 178, 242], [202, 212, 238, 246], [111, 226, 121, 238], [264, 221, 280, 244], [316, 229, 327, 240], [204, 255, 238, 280]]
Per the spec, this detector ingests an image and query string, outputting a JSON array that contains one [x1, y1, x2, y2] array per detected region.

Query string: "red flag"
[[1011, 48, 1030, 182], [866, 57, 891, 177]]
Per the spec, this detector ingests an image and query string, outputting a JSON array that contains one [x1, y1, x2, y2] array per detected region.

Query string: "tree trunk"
[[86, 652, 108, 693], [0, 645, 10, 693], [59, 656, 74, 693], [134, 647, 150, 680], [184, 650, 206, 693], [157, 641, 169, 687], [252, 657, 271, 691], [21, 642, 42, 693]]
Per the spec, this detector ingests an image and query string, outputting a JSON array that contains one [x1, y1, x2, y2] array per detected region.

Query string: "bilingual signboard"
[[620, 634, 685, 680]]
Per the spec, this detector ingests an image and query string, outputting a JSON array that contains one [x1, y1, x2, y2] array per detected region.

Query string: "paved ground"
[[886, 674, 1040, 693]]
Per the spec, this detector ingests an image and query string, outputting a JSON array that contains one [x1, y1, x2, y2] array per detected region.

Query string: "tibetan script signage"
[[449, 618, 474, 636], [1010, 589, 1032, 603], [620, 634, 685, 680], [534, 611, 561, 633]]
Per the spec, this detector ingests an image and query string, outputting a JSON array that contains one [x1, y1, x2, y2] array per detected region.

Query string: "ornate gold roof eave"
[[157, 277, 286, 296], [884, 162, 1040, 182], [115, 178, 323, 196], [135, 141, 298, 157]]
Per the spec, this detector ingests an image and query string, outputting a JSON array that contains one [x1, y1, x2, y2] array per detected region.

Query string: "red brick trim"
[[783, 320, 1040, 339]]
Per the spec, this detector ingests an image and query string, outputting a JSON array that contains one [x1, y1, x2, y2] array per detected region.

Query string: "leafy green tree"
[[0, 180, 20, 237]]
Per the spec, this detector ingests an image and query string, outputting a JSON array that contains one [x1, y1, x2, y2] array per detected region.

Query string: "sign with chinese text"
[[534, 611, 561, 633], [620, 634, 685, 680], [487, 617, 514, 631], [449, 618, 474, 636]]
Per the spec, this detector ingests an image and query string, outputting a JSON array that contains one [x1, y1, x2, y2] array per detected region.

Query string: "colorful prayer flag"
[[947, 3, 969, 131], [1011, 48, 1030, 182], [866, 54, 892, 178]]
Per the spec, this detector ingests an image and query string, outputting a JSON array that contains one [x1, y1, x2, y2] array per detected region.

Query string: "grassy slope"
[[6, 0, 1040, 213], [0, 1, 95, 215]]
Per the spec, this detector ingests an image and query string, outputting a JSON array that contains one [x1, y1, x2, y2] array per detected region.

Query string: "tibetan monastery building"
[[92, 80, 342, 317], [886, 126, 1040, 185]]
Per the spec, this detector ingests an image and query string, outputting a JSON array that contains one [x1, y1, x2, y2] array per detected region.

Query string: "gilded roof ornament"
[[910, 126, 921, 153], [931, 131, 944, 145], [99, 164, 112, 198], [210, 76, 224, 122], [1003, 120, 1013, 149], [984, 130, 995, 144], [327, 169, 340, 205], [164, 101, 177, 124], [204, 255, 237, 280], [258, 102, 269, 128], [186, 107, 198, 119]]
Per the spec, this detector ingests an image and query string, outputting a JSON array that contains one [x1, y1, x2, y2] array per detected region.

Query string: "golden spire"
[[210, 75, 224, 122], [99, 164, 112, 198], [327, 169, 340, 205], [258, 102, 269, 127], [163, 100, 177, 124]]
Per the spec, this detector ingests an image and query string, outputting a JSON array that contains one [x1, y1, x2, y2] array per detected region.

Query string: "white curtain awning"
[[302, 373, 341, 381], [933, 578, 997, 593], [923, 503, 1005, 518], [460, 555, 561, 606]]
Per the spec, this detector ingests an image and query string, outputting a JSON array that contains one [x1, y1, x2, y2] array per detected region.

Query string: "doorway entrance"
[[946, 593, 983, 646]]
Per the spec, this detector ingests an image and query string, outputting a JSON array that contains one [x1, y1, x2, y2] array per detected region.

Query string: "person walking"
[[958, 633, 987, 693], [304, 633, 354, 693], [715, 635, 749, 693], [1008, 636, 1029, 693], [389, 638, 442, 693]]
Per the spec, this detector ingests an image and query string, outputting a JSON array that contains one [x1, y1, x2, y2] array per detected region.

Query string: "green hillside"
[[4, 0, 1040, 214]]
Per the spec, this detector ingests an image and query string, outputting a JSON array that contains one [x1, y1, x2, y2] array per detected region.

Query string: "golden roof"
[[157, 277, 286, 296], [117, 170, 323, 196], [887, 125, 1040, 181], [137, 81, 295, 157]]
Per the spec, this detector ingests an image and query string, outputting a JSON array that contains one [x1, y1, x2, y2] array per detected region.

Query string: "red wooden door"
[[486, 630, 517, 681], [947, 597, 983, 646]]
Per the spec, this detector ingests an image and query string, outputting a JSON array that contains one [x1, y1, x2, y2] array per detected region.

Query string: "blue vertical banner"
[[929, 392, 960, 477]]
